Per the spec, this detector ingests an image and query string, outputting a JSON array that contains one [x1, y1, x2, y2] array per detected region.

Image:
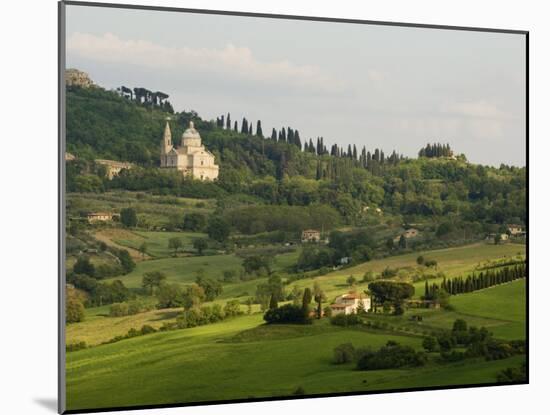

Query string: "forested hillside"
[[66, 84, 526, 230]]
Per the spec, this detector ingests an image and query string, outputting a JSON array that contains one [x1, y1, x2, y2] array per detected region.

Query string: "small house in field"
[[330, 292, 371, 316], [301, 229, 321, 243], [86, 212, 114, 223], [507, 224, 525, 236]]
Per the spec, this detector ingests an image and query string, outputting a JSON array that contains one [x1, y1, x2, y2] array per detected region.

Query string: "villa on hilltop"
[[160, 120, 219, 181]]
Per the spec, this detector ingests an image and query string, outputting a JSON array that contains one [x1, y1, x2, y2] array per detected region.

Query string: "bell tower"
[[161, 119, 173, 155], [160, 118, 173, 168]]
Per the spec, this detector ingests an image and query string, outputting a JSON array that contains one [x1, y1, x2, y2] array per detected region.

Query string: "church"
[[160, 120, 219, 181]]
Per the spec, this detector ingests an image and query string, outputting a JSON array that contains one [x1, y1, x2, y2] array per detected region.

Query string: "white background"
[[0, 0, 543, 414]]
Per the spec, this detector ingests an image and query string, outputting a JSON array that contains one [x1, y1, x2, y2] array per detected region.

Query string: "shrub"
[[333, 343, 356, 364], [66, 295, 85, 323], [440, 350, 466, 362], [66, 341, 87, 352], [109, 302, 130, 317], [126, 328, 140, 338], [357, 341, 427, 371], [496, 361, 527, 383], [223, 299, 242, 317], [264, 304, 311, 324], [362, 271, 376, 283], [422, 336, 439, 352], [330, 313, 360, 327], [140, 324, 156, 335]]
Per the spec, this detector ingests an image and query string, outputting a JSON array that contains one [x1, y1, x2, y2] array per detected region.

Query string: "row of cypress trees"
[[424, 262, 526, 300]]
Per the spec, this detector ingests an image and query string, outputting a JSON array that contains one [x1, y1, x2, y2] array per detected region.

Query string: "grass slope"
[[451, 279, 526, 339], [66, 315, 521, 411], [290, 243, 525, 302], [115, 230, 208, 258]]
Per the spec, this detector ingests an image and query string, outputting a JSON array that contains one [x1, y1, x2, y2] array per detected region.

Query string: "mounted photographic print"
[[59, 1, 528, 413]]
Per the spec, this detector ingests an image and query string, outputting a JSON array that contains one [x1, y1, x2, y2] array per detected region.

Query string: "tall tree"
[[313, 282, 326, 319], [168, 237, 183, 256], [256, 120, 263, 137]]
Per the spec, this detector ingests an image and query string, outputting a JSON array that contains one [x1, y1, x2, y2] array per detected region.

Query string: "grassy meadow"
[[66, 311, 524, 411], [66, 236, 527, 411], [289, 243, 525, 302]]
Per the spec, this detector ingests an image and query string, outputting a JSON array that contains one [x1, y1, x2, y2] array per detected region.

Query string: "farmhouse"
[[160, 120, 219, 181], [507, 224, 525, 236], [86, 212, 114, 223], [486, 233, 509, 242], [65, 152, 76, 161], [95, 159, 134, 179], [330, 292, 371, 316], [301, 229, 321, 243]]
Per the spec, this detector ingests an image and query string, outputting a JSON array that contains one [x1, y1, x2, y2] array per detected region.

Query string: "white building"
[[330, 292, 371, 316], [160, 120, 219, 181], [507, 224, 524, 236]]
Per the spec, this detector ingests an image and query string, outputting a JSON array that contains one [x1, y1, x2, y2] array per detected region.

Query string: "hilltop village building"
[[65, 68, 94, 88], [160, 121, 219, 181]]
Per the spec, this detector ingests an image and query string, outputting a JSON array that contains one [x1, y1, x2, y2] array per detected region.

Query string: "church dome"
[[182, 121, 201, 142]]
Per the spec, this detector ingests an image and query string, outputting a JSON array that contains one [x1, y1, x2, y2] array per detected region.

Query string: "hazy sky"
[[65, 4, 526, 166]]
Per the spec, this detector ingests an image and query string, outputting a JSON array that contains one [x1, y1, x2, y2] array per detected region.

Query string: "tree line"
[[117, 85, 174, 113], [418, 142, 453, 158], [423, 262, 526, 300]]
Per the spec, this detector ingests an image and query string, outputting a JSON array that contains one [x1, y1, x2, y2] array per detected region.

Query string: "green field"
[[289, 243, 525, 301], [67, 192, 215, 229], [114, 230, 209, 258], [105, 247, 299, 290], [66, 242, 527, 410], [66, 313, 524, 411], [451, 279, 526, 339]]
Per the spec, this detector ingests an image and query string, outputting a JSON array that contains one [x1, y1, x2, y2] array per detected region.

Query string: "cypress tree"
[[226, 113, 231, 129], [256, 120, 263, 137], [294, 130, 302, 150], [234, 120, 238, 132], [302, 288, 312, 311], [269, 294, 278, 310]]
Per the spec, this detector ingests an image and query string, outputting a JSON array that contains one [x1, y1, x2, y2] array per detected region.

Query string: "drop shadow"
[[34, 398, 57, 412]]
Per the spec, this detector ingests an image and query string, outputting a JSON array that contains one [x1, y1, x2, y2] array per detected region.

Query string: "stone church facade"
[[160, 120, 219, 181]]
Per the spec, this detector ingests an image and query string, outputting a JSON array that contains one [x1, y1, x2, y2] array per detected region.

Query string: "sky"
[[65, 4, 526, 166]]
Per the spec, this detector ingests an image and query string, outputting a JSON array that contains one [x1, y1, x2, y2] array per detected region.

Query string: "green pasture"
[[66, 314, 522, 411], [288, 243, 525, 302], [105, 254, 244, 288], [114, 230, 208, 258]]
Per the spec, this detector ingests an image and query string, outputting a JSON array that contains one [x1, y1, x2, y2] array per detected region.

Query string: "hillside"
[[66, 84, 526, 231]]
